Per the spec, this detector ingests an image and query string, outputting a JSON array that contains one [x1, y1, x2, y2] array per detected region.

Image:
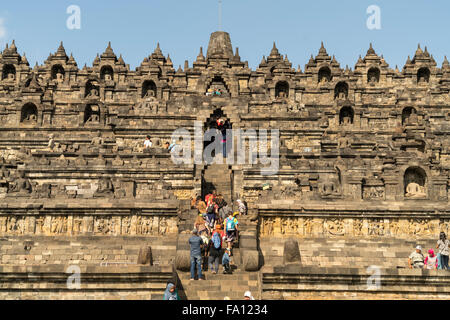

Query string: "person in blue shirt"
[[222, 248, 231, 274], [224, 211, 238, 253], [189, 229, 204, 280]]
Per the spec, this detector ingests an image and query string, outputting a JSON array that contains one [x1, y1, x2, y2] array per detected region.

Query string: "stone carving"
[[325, 218, 345, 236], [91, 131, 104, 146], [0, 214, 177, 236], [408, 218, 433, 236], [75, 155, 87, 166], [262, 217, 274, 236], [287, 102, 305, 113], [337, 131, 351, 149], [439, 219, 450, 235], [94, 178, 114, 197], [0, 165, 9, 180], [353, 219, 364, 236], [143, 94, 159, 113], [8, 171, 32, 194], [362, 177, 385, 200], [405, 182, 426, 198], [33, 183, 52, 199], [260, 216, 441, 239], [368, 219, 384, 236], [48, 134, 55, 151], [50, 216, 68, 234], [87, 88, 99, 98]]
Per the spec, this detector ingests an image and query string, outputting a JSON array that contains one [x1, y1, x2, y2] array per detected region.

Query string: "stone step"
[[0, 237, 177, 266], [260, 237, 439, 269]]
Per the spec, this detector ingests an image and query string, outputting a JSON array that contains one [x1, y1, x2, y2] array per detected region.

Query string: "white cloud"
[[0, 18, 6, 39]]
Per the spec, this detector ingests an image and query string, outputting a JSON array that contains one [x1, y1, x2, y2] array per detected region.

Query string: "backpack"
[[212, 232, 221, 249], [226, 217, 236, 231]]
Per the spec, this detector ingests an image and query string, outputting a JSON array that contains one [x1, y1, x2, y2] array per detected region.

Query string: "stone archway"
[[404, 167, 427, 198], [206, 76, 230, 96], [318, 66, 331, 83], [20, 103, 38, 123], [368, 67, 380, 83], [100, 65, 114, 81], [200, 108, 234, 203], [203, 108, 232, 160], [2, 64, 16, 80], [339, 106, 354, 125], [275, 81, 289, 98]]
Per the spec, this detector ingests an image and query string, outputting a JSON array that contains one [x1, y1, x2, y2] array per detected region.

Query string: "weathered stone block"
[[283, 238, 301, 265], [137, 246, 152, 265], [175, 250, 190, 271], [241, 249, 259, 271]]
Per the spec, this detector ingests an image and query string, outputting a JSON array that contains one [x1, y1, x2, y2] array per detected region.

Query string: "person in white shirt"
[[144, 135, 152, 149]]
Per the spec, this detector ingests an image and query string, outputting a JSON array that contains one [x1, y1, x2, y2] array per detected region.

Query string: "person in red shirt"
[[205, 190, 217, 206]]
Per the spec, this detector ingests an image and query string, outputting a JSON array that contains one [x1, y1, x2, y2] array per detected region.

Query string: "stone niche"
[[404, 167, 427, 199]]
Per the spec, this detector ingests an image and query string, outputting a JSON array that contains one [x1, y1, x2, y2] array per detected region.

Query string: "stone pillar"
[[137, 246, 153, 265], [384, 176, 399, 201], [175, 234, 192, 271], [347, 177, 362, 200], [431, 177, 448, 201]]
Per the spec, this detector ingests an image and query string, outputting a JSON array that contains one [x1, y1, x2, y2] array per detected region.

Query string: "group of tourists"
[[143, 136, 179, 153], [189, 190, 247, 280], [206, 88, 224, 96], [408, 232, 450, 269]]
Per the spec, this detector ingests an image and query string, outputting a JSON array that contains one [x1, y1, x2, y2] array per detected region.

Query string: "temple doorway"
[[206, 76, 230, 97], [203, 108, 232, 160]]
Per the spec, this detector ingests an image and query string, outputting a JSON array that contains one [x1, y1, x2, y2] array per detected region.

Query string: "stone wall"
[[262, 266, 450, 300], [0, 265, 174, 300]]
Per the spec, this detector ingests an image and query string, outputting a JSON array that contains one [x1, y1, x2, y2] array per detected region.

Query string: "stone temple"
[[0, 31, 450, 299]]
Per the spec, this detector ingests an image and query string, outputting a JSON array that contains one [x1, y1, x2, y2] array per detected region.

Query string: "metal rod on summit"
[[218, 0, 222, 31]]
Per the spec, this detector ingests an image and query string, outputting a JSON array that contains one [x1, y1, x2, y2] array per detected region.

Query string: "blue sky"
[[0, 0, 449, 70]]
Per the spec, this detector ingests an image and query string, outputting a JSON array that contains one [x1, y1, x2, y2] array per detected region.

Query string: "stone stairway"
[[175, 184, 262, 299], [176, 248, 261, 300], [196, 104, 241, 130], [202, 163, 233, 203]]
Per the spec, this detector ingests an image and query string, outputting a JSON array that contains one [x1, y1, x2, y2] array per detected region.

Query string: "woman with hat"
[[243, 291, 255, 300], [408, 245, 424, 269]]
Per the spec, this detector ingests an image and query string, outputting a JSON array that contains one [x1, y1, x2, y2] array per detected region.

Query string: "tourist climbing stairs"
[[176, 247, 261, 300]]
